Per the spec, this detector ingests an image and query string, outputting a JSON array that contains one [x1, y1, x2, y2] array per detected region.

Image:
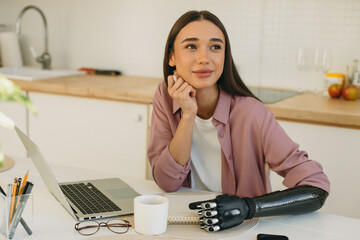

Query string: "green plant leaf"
[[0, 145, 4, 166], [0, 74, 37, 164], [0, 74, 37, 114]]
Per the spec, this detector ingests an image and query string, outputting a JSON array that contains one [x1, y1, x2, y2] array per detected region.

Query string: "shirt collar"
[[172, 87, 232, 124], [213, 87, 231, 124]]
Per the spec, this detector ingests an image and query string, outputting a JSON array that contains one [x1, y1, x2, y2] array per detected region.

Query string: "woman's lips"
[[193, 69, 213, 78]]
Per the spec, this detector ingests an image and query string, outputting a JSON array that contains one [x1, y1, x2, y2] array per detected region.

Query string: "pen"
[[16, 178, 22, 196], [14, 178, 21, 213], [0, 185, 33, 236], [22, 182, 30, 196], [14, 178, 20, 196], [24, 182, 33, 195]]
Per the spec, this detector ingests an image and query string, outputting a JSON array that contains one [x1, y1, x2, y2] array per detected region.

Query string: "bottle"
[[352, 60, 360, 98]]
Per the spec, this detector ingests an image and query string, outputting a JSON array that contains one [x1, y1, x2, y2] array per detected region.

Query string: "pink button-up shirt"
[[147, 82, 330, 197]]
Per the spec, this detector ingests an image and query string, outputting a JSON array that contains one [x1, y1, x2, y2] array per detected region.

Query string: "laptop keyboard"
[[60, 183, 121, 215]]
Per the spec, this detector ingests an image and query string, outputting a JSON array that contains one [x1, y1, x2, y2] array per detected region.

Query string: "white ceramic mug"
[[134, 195, 169, 235]]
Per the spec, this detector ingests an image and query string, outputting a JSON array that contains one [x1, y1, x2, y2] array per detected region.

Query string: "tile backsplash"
[[1, 0, 360, 91]]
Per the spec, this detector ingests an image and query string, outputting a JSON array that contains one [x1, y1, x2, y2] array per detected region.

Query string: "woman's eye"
[[211, 44, 222, 50], [185, 44, 197, 50]]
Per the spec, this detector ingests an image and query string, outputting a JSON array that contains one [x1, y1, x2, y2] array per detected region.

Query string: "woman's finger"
[[177, 80, 189, 93], [190, 87, 196, 98], [167, 75, 174, 88], [182, 85, 196, 98]]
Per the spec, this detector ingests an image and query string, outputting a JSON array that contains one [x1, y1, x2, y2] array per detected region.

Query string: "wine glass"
[[321, 49, 331, 73], [296, 47, 306, 92], [296, 47, 306, 71], [313, 48, 321, 72], [316, 48, 331, 94]]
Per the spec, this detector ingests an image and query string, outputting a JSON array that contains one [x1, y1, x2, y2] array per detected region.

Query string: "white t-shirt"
[[190, 116, 222, 193]]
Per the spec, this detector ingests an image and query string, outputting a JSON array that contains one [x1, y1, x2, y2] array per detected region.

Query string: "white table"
[[1, 157, 359, 240]]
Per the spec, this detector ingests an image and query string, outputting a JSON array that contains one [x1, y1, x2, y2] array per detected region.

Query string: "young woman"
[[147, 10, 330, 232]]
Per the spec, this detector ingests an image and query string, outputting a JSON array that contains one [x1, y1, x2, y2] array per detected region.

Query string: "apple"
[[342, 85, 359, 100], [328, 84, 342, 98]]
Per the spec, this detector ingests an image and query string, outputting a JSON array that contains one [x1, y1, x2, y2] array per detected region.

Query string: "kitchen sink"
[[0, 66, 85, 81], [249, 87, 300, 104]]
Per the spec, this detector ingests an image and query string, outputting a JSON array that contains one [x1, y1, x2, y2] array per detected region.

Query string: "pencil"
[[19, 170, 29, 195], [9, 183, 17, 224]]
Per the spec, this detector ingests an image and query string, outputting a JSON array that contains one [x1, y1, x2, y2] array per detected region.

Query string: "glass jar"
[[324, 73, 344, 96]]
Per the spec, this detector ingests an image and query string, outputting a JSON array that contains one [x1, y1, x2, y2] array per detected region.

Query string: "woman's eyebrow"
[[181, 37, 198, 44], [210, 38, 224, 43], [181, 37, 224, 44]]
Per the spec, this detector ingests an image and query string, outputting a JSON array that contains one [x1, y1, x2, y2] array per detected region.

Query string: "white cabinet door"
[[0, 101, 27, 158], [271, 120, 360, 219], [146, 104, 153, 180], [28, 92, 148, 179]]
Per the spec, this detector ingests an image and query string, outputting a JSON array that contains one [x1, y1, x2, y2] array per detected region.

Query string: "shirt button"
[[229, 155, 233, 160], [219, 132, 224, 137]]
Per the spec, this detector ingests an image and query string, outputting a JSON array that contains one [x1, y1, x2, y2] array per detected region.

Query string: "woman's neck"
[[196, 85, 219, 120]]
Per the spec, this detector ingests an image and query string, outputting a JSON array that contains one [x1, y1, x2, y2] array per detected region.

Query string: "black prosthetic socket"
[[246, 185, 328, 219]]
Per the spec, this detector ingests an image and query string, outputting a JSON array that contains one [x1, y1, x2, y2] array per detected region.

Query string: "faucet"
[[15, 5, 51, 69]]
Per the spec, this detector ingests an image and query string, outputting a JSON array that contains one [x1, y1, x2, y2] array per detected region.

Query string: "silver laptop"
[[15, 126, 139, 221]]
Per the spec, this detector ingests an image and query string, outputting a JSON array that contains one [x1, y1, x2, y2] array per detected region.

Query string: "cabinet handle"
[[133, 114, 142, 122]]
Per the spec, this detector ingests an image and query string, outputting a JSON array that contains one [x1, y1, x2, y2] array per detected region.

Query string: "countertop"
[[11, 75, 162, 104], [11, 75, 360, 129]]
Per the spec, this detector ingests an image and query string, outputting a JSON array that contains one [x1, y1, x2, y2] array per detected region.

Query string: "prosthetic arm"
[[189, 185, 328, 232]]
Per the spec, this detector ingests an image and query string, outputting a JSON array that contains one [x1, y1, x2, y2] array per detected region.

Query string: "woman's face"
[[169, 20, 225, 90]]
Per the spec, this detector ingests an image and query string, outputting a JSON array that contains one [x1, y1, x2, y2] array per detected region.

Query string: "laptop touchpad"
[[106, 188, 138, 199]]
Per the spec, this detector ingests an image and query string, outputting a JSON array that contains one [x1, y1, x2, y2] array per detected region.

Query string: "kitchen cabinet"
[[270, 120, 360, 219], [0, 101, 27, 158], [28, 92, 149, 179]]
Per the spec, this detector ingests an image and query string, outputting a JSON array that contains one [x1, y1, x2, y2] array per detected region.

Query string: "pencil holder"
[[0, 193, 33, 240]]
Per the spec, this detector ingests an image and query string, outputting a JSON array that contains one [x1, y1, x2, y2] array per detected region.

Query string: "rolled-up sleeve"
[[261, 107, 330, 194], [147, 84, 191, 192]]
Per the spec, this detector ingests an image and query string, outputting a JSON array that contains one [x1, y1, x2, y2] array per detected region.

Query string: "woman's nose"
[[196, 47, 210, 65]]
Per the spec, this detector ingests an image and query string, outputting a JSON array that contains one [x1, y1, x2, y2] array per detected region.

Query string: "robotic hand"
[[188, 194, 251, 232], [189, 186, 328, 233]]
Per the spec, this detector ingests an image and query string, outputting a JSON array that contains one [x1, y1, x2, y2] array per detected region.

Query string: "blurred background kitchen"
[[0, 0, 359, 220], [1, 0, 360, 91]]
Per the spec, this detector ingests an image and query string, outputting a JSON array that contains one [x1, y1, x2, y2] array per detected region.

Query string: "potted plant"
[[0, 74, 36, 166]]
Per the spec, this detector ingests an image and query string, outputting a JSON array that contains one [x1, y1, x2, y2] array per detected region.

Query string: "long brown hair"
[[163, 10, 258, 99]]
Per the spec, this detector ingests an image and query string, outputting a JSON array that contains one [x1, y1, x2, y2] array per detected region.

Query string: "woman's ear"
[[169, 52, 176, 67]]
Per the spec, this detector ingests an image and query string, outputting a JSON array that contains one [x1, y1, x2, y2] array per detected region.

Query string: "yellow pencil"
[[9, 183, 17, 224], [18, 170, 29, 195]]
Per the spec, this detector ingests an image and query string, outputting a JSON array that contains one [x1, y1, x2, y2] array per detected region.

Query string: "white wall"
[[1, 0, 360, 91]]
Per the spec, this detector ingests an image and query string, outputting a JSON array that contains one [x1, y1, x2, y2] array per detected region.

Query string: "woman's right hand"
[[167, 74, 198, 117]]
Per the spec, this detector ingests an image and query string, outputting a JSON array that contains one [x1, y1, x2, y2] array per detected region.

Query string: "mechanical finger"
[[200, 217, 219, 225], [198, 210, 218, 217], [200, 224, 221, 232], [189, 199, 216, 210]]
